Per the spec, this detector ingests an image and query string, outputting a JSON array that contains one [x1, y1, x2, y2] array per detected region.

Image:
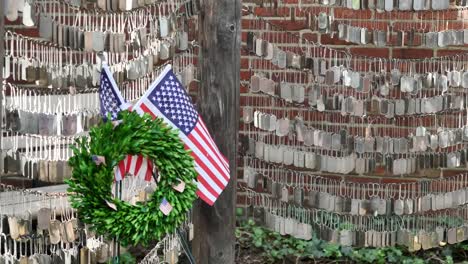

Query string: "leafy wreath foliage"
[[66, 111, 198, 246]]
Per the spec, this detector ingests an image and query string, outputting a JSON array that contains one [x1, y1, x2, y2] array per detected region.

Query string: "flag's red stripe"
[[125, 155, 132, 173], [134, 155, 144, 176], [141, 103, 157, 119], [184, 145, 225, 191], [196, 175, 219, 199], [118, 160, 126, 179], [145, 160, 153, 182], [188, 130, 230, 183], [196, 190, 215, 206], [199, 119, 229, 165], [198, 119, 229, 167], [193, 124, 229, 172], [184, 129, 228, 184]]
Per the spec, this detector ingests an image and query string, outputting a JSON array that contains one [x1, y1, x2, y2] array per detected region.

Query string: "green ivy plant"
[[236, 218, 468, 264]]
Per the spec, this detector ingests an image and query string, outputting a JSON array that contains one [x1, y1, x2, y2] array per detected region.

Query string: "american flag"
[[159, 198, 173, 216], [125, 154, 154, 181], [92, 155, 106, 166], [99, 64, 131, 120], [99, 64, 152, 182], [133, 65, 230, 206]]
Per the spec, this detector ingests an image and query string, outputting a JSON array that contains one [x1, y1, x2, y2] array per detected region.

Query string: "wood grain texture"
[[0, 0, 4, 175], [192, 0, 241, 263]]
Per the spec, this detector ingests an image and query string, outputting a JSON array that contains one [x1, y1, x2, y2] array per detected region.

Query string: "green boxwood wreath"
[[66, 111, 198, 246]]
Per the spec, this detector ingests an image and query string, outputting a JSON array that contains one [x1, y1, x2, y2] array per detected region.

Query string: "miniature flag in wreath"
[[159, 198, 173, 216], [133, 65, 230, 206], [99, 64, 153, 182]]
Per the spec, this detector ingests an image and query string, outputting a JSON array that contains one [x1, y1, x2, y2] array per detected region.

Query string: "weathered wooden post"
[[0, 0, 4, 174], [192, 0, 241, 263]]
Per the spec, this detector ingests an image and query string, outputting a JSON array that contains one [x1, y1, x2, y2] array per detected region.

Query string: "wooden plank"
[[0, 0, 5, 174], [192, 0, 241, 263]]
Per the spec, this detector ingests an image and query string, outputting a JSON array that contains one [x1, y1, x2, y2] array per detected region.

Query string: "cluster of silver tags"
[[3, 31, 183, 87], [0, 191, 98, 264], [250, 109, 468, 152], [322, 0, 456, 11], [35, 1, 188, 53], [137, 210, 194, 263], [250, 74, 466, 115], [337, 22, 468, 48], [247, 135, 468, 175], [245, 157, 468, 215], [2, 134, 75, 183], [242, 186, 468, 251], [139, 233, 189, 264], [5, 89, 101, 136], [247, 44, 468, 95]]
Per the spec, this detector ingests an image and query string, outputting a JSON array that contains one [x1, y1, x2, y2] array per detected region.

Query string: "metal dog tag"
[[399, 0, 412, 10], [39, 15, 53, 40], [385, 0, 394, 11], [432, 0, 449, 10]]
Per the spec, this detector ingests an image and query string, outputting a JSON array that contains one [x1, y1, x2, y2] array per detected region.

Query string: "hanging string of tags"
[[240, 184, 468, 251], [319, 0, 467, 11]]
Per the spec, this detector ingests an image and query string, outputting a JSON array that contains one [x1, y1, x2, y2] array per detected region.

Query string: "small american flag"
[[99, 64, 152, 182], [133, 65, 230, 206], [159, 198, 173, 216], [99, 64, 131, 120], [92, 155, 106, 166]]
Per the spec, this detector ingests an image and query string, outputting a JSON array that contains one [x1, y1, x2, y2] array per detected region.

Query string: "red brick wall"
[[237, 2, 468, 206]]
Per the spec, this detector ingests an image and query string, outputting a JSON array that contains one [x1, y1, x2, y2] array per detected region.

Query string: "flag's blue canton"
[[149, 71, 198, 135], [99, 70, 122, 120]]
